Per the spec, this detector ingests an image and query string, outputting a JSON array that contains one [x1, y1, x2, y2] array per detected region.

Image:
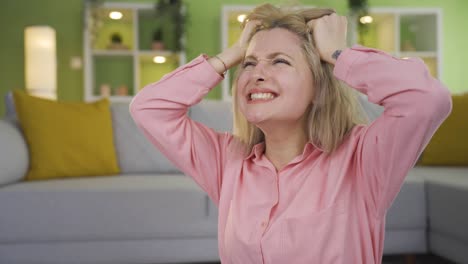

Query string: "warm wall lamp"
[[24, 26, 57, 100]]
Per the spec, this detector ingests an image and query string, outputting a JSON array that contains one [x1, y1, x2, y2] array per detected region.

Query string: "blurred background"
[[0, 1, 467, 264], [0, 0, 467, 109]]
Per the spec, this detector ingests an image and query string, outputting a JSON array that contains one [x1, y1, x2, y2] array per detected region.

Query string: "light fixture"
[[109, 11, 123, 20], [360, 15, 373, 24], [153, 56, 166, 64], [237, 14, 247, 23], [24, 26, 57, 100]]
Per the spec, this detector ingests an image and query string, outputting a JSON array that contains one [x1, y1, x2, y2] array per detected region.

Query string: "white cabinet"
[[84, 2, 186, 102]]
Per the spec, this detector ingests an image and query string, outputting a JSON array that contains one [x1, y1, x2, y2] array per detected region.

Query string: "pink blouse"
[[130, 45, 452, 264]]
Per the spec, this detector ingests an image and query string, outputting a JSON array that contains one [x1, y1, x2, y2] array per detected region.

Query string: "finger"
[[244, 19, 261, 29], [341, 15, 348, 25], [306, 19, 317, 30]]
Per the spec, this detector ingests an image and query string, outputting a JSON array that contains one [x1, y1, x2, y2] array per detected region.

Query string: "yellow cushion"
[[420, 93, 468, 166], [13, 90, 120, 181]]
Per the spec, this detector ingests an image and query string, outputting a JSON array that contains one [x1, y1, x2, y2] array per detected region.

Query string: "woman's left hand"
[[307, 13, 348, 65]]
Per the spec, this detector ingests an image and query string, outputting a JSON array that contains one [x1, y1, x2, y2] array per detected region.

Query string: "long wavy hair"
[[231, 3, 368, 155]]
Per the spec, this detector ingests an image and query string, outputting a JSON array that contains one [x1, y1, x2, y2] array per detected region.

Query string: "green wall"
[[1, 0, 467, 117]]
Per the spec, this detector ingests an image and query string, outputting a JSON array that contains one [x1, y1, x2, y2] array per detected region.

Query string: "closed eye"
[[242, 61, 256, 68], [273, 58, 290, 65]]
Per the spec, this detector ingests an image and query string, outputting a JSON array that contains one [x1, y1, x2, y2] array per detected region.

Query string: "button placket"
[[260, 171, 280, 237]]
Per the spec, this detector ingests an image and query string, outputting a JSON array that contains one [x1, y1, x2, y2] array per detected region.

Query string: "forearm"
[[346, 45, 452, 217], [129, 55, 231, 204], [334, 45, 451, 116], [208, 45, 245, 75]]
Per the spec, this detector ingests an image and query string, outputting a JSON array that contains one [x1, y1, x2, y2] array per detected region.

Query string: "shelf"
[[139, 52, 180, 88], [400, 14, 437, 52], [93, 50, 134, 56], [138, 50, 179, 56], [85, 2, 186, 102], [399, 51, 437, 58], [93, 56, 133, 97], [358, 13, 396, 53], [88, 95, 134, 103], [91, 8, 134, 50], [138, 8, 179, 51], [357, 9, 441, 79]]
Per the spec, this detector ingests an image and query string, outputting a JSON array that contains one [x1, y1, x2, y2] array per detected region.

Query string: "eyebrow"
[[244, 52, 294, 61]]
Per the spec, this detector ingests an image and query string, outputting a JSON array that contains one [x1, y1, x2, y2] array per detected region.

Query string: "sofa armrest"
[[0, 119, 28, 186]]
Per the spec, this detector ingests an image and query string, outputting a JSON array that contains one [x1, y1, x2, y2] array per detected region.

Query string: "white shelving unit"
[[220, 5, 254, 102], [84, 2, 186, 102], [220, 6, 442, 102], [357, 7, 442, 79]]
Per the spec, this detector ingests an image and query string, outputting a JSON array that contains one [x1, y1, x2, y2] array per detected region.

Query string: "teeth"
[[250, 93, 276, 100]]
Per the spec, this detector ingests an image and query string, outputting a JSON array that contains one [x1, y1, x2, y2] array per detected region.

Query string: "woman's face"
[[237, 27, 315, 126]]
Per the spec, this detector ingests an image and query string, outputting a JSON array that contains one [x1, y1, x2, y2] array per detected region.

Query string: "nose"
[[255, 75, 265, 82], [251, 61, 268, 83]]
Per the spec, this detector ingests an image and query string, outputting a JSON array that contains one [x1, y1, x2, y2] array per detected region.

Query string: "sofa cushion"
[[420, 93, 468, 166], [111, 103, 179, 173], [0, 174, 218, 243], [12, 90, 120, 181], [385, 172, 426, 229], [111, 100, 232, 174], [190, 99, 233, 132], [419, 167, 468, 244], [0, 120, 28, 186], [357, 93, 384, 123], [429, 231, 468, 264], [4, 91, 18, 126], [383, 169, 429, 255], [424, 167, 468, 264]]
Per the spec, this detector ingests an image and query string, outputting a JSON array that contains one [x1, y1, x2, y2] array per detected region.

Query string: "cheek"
[[294, 72, 314, 101], [237, 71, 250, 85], [236, 72, 250, 96], [281, 78, 314, 107]]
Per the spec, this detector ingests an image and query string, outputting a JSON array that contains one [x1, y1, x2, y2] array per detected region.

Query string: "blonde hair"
[[231, 3, 368, 155]]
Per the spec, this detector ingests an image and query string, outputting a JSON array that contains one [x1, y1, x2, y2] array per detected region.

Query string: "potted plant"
[[151, 28, 165, 50], [154, 0, 187, 52], [347, 0, 369, 45]]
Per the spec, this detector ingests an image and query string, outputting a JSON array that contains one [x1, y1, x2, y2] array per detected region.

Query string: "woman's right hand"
[[232, 19, 262, 59], [209, 20, 261, 75]]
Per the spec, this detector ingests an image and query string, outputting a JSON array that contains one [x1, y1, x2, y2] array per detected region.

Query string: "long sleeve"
[[129, 55, 232, 205], [334, 45, 452, 218]]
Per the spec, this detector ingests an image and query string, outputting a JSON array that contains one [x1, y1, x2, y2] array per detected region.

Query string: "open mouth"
[[247, 92, 278, 102]]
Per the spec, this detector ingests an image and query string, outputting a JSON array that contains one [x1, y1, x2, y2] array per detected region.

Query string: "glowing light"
[[109, 11, 123, 20], [360, 15, 373, 24], [153, 56, 166, 64], [237, 14, 247, 23], [24, 26, 57, 100]]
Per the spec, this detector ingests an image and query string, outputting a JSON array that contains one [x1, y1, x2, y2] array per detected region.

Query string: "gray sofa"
[[0, 97, 467, 264]]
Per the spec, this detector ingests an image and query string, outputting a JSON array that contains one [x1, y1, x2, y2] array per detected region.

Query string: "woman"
[[130, 4, 452, 264]]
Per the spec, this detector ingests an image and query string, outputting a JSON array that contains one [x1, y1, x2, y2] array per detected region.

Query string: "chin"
[[243, 110, 272, 125], [239, 102, 276, 124]]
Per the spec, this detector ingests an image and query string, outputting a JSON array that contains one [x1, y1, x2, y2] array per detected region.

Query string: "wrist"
[[208, 46, 244, 76], [323, 47, 346, 65], [331, 49, 342, 60], [219, 45, 245, 68]]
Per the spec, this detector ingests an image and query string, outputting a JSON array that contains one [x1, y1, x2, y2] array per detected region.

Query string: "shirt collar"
[[244, 142, 265, 161], [244, 140, 324, 161]]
